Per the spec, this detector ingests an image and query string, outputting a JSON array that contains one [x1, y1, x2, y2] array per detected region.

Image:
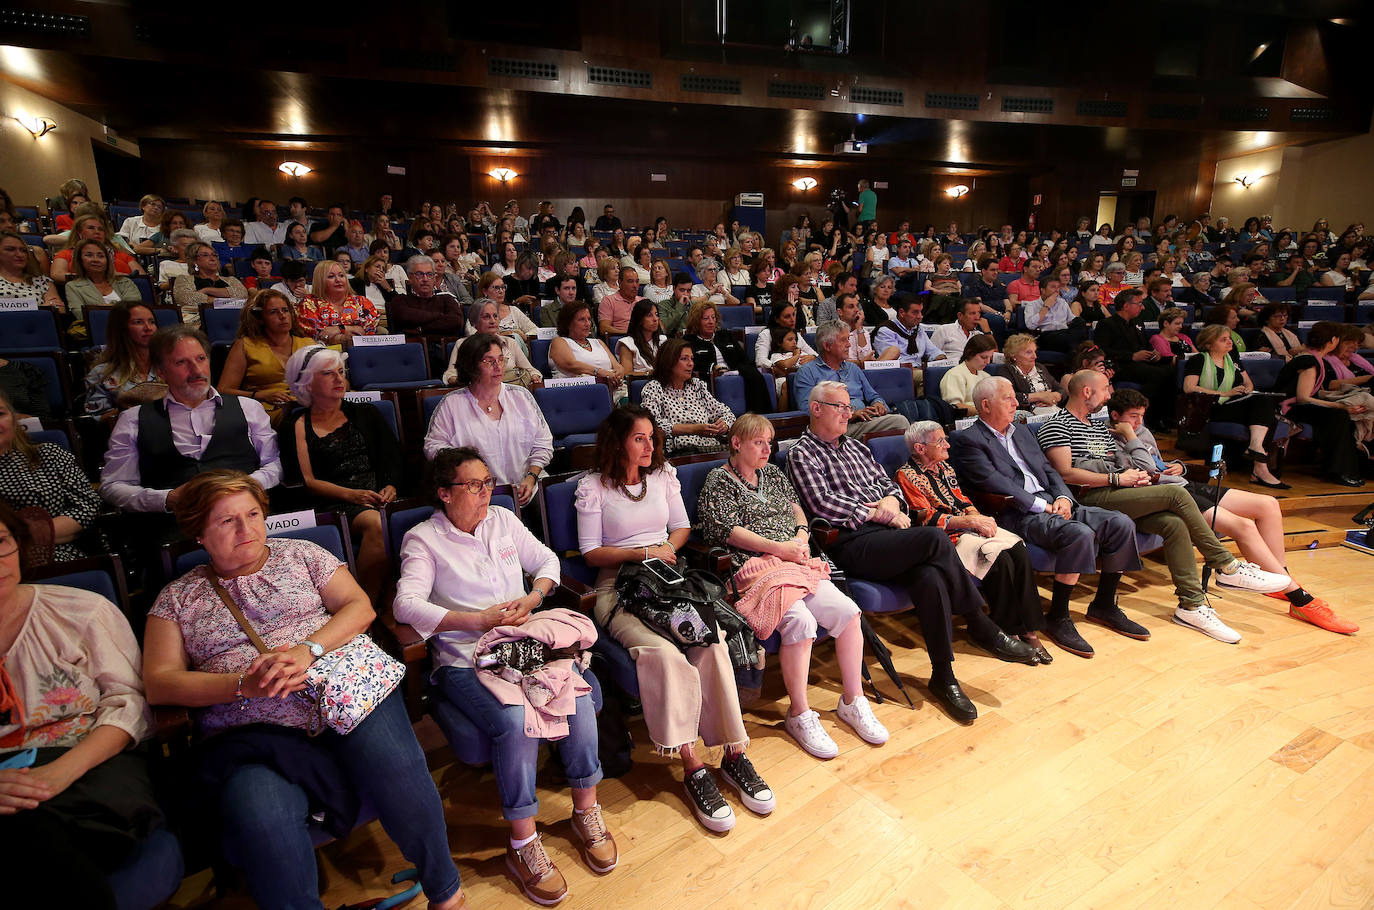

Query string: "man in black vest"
[[100, 325, 281, 530]]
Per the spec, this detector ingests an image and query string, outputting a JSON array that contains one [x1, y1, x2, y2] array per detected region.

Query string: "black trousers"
[[828, 524, 985, 663], [980, 541, 1045, 636], [1288, 403, 1362, 478], [1211, 393, 1279, 430]]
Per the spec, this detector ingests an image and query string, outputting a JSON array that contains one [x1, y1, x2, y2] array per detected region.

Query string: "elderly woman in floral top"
[[0, 502, 163, 908], [896, 420, 1051, 664]]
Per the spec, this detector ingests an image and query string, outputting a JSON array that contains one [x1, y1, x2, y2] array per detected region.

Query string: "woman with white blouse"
[[192, 200, 226, 243], [394, 447, 615, 905], [451, 300, 542, 389], [617, 300, 667, 377], [576, 406, 774, 834], [427, 333, 553, 508], [642, 259, 673, 304]]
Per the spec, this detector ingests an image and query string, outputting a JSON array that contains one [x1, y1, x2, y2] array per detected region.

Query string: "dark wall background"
[[137, 139, 1211, 243]]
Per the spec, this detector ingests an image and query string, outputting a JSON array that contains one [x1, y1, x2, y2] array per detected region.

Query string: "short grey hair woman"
[[284, 344, 347, 407]]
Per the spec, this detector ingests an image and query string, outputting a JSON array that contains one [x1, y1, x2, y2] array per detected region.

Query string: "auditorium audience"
[[897, 420, 1047, 662], [696, 413, 888, 757], [640, 339, 734, 456], [427, 334, 552, 507], [172, 242, 248, 323], [279, 345, 401, 599], [1107, 388, 1355, 635], [1256, 303, 1301, 360], [577, 406, 773, 832], [83, 302, 163, 415], [617, 299, 668, 377], [940, 335, 999, 414], [1275, 321, 1369, 486], [787, 380, 1031, 724], [931, 299, 993, 362], [684, 300, 772, 413], [0, 501, 161, 907], [0, 391, 99, 562], [394, 447, 612, 904], [142, 471, 467, 910], [1181, 325, 1285, 486], [296, 260, 381, 344], [457, 300, 542, 389], [550, 299, 626, 397], [1002, 333, 1065, 414], [949, 376, 1142, 658], [217, 289, 315, 427]]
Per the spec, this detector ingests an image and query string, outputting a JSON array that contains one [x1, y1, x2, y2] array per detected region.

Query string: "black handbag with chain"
[[614, 562, 722, 651]]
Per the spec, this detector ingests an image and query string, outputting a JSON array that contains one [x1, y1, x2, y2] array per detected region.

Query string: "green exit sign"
[[106, 135, 118, 146]]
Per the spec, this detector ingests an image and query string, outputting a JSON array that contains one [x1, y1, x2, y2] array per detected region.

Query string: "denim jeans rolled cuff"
[[434, 665, 602, 821]]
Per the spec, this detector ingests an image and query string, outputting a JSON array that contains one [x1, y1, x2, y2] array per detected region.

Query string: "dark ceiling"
[[0, 2, 1368, 173]]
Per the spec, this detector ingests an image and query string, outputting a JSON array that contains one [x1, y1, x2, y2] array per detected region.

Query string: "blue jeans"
[[218, 691, 461, 910], [434, 665, 602, 820]]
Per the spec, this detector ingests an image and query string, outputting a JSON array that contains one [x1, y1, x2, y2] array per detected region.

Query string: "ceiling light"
[[1233, 174, 1258, 189], [278, 161, 311, 177], [791, 176, 817, 191], [1249, 42, 1270, 63], [489, 167, 517, 183], [15, 115, 56, 139], [945, 184, 970, 198]]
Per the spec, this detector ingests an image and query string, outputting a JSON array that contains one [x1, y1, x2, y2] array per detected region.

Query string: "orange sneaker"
[[1290, 598, 1360, 634], [1264, 590, 1290, 601]]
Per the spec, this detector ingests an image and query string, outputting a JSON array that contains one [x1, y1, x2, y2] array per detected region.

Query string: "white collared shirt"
[[422, 386, 553, 484], [393, 507, 560, 669]]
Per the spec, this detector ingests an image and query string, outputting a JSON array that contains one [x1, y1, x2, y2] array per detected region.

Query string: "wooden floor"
[[168, 540, 1374, 910]]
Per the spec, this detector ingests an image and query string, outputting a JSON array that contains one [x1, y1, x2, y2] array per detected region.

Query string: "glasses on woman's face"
[[0, 533, 18, 558], [479, 356, 502, 369], [447, 477, 496, 495]]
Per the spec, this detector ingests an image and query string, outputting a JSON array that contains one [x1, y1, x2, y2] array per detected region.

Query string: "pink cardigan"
[[475, 608, 597, 740], [1150, 332, 1196, 357], [730, 554, 831, 638]]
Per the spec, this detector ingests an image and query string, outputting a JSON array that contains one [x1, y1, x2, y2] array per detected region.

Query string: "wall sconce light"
[[16, 115, 57, 139], [489, 167, 517, 183], [1233, 174, 1258, 189], [945, 184, 970, 198], [278, 161, 312, 177], [791, 176, 818, 191]]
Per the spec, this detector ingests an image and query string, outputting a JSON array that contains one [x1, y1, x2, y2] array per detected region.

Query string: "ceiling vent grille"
[[768, 80, 825, 100], [588, 66, 651, 89], [1220, 105, 1270, 123], [1002, 96, 1053, 114], [1290, 107, 1336, 122], [1147, 102, 1200, 121], [681, 73, 741, 95], [489, 58, 558, 81], [926, 92, 979, 111], [850, 86, 904, 106], [0, 9, 90, 37], [1077, 100, 1128, 117]]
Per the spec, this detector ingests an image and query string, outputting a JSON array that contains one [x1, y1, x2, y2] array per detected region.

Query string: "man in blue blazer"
[[948, 375, 1140, 659]]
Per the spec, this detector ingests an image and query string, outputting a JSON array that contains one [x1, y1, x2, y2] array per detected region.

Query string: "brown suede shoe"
[[570, 804, 618, 873], [506, 834, 568, 905]]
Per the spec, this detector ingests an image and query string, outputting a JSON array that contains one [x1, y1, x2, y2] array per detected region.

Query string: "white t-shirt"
[[616, 334, 667, 374], [118, 215, 159, 245], [552, 337, 616, 379], [245, 221, 289, 246], [194, 223, 223, 243]]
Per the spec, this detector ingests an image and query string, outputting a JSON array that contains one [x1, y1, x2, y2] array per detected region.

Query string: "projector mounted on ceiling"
[[835, 129, 867, 154]]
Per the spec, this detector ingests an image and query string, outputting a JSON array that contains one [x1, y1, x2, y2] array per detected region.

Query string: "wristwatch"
[[302, 640, 324, 662]]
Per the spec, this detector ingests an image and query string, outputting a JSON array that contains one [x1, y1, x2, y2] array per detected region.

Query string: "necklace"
[[726, 459, 767, 503], [618, 476, 648, 502]]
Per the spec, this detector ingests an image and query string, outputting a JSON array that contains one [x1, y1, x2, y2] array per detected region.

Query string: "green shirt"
[[655, 296, 688, 337], [857, 189, 877, 223]]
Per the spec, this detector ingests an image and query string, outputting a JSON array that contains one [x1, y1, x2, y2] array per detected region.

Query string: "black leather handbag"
[[614, 563, 723, 651]]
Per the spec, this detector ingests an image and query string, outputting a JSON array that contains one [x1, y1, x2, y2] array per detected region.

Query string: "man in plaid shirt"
[[786, 380, 1037, 725]]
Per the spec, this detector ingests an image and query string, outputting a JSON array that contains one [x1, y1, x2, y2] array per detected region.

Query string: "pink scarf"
[[730, 555, 831, 638]]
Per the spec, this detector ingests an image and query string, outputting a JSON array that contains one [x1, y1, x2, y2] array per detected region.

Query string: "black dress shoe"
[[1249, 475, 1291, 490], [1044, 616, 1094, 658], [1332, 474, 1366, 487], [1021, 637, 1053, 664], [926, 679, 977, 724], [1085, 602, 1151, 640], [969, 628, 1039, 665]]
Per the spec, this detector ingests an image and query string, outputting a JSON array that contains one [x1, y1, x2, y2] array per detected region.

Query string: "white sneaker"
[[836, 695, 889, 745], [1214, 560, 1289, 594], [784, 709, 838, 759], [1173, 603, 1242, 644]]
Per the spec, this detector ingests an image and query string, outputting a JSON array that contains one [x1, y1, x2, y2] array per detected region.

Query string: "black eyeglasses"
[[446, 478, 496, 495]]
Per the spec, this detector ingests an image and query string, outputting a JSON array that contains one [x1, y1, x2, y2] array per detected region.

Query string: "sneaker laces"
[[1297, 600, 1335, 621], [518, 836, 554, 878], [792, 709, 825, 738], [724, 754, 765, 792], [687, 769, 726, 811], [578, 805, 608, 843]]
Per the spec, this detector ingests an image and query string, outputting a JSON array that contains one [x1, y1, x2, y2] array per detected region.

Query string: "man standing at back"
[[854, 179, 877, 233]]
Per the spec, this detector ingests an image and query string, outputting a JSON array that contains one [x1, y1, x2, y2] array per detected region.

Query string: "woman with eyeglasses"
[[576, 406, 774, 834], [476, 271, 538, 359], [296, 260, 380, 345], [450, 300, 541, 389], [0, 501, 169, 908], [171, 240, 249, 324], [279, 345, 402, 600], [396, 447, 614, 905]]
